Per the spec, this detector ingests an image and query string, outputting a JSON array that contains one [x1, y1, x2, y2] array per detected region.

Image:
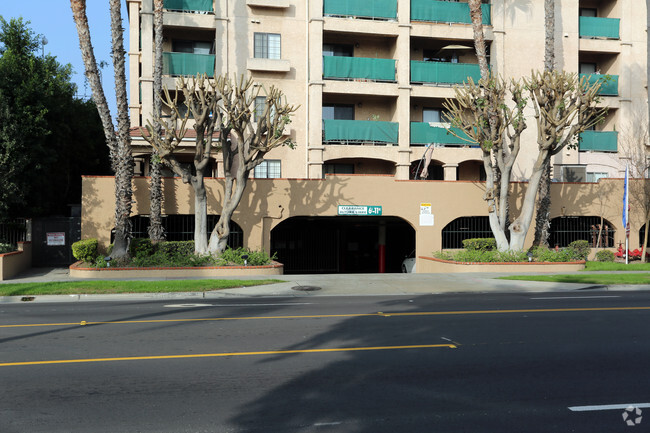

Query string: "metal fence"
[[549, 216, 615, 248], [129, 215, 243, 248], [442, 216, 494, 249], [0, 218, 30, 247]]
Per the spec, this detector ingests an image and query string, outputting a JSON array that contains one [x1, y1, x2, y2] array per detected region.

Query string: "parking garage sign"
[[338, 205, 383, 216]]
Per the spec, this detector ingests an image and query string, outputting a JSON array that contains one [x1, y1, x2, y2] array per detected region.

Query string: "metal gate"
[[31, 217, 81, 266]]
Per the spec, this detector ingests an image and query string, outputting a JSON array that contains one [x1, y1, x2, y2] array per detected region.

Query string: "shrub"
[[220, 247, 276, 266], [129, 238, 154, 257], [0, 242, 15, 254], [72, 239, 99, 263], [595, 250, 615, 262], [462, 238, 497, 252], [568, 240, 590, 260]]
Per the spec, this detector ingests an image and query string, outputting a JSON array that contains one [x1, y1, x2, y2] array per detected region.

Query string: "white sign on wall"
[[419, 203, 434, 226], [46, 232, 65, 246]]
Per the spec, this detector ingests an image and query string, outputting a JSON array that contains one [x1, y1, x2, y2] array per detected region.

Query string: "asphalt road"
[[1, 292, 650, 432]]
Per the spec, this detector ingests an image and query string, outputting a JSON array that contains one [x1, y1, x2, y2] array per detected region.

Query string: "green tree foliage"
[[0, 17, 110, 219]]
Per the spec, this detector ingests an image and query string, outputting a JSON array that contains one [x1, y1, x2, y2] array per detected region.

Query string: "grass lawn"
[[0, 279, 284, 296], [584, 261, 650, 271], [500, 273, 650, 285]]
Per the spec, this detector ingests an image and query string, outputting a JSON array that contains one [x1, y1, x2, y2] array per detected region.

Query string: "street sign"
[[338, 205, 383, 216]]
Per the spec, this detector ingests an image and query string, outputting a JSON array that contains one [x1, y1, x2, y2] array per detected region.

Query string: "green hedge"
[[72, 239, 99, 263], [462, 238, 496, 252], [0, 242, 15, 254], [595, 250, 615, 262]]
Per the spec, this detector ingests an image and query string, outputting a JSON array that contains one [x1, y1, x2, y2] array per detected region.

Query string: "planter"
[[0, 242, 32, 281], [417, 256, 585, 273], [69, 260, 284, 279]]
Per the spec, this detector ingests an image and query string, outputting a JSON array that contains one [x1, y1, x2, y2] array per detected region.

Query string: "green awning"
[[411, 0, 491, 24], [410, 122, 476, 146], [579, 131, 618, 152], [163, 52, 215, 77], [411, 61, 481, 84], [580, 74, 619, 96], [323, 0, 397, 19], [323, 119, 399, 144], [163, 0, 213, 12], [323, 56, 396, 81], [579, 16, 619, 39]]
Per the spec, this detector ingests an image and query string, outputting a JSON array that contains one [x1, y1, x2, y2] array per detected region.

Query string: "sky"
[[1, 1, 129, 117]]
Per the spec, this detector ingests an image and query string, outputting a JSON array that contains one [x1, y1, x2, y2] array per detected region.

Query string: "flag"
[[623, 164, 630, 238]]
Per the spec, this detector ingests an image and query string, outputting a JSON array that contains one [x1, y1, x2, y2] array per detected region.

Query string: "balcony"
[[579, 131, 618, 152], [410, 122, 476, 146], [580, 73, 618, 96], [323, 56, 396, 82], [163, 52, 215, 77], [579, 17, 619, 40], [323, 119, 399, 145], [411, 61, 481, 85], [411, 0, 491, 25], [163, 0, 213, 12], [323, 0, 397, 20]]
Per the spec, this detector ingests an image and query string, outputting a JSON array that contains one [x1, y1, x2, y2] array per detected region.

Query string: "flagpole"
[[624, 164, 630, 265]]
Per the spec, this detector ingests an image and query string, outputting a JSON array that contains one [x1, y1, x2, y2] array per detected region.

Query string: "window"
[[323, 44, 353, 57], [579, 63, 597, 74], [323, 163, 354, 175], [423, 108, 450, 124], [254, 33, 281, 59], [579, 8, 597, 17], [254, 96, 276, 123], [254, 160, 281, 178], [586, 172, 608, 183], [555, 165, 587, 182], [172, 40, 213, 54], [322, 104, 354, 120]]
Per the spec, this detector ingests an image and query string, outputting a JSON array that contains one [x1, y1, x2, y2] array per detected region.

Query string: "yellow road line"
[[2, 306, 650, 329], [0, 344, 455, 367]]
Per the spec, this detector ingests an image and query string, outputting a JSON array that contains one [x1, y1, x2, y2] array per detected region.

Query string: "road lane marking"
[[3, 306, 650, 329], [0, 344, 456, 367], [530, 296, 621, 300], [163, 303, 314, 308], [569, 403, 650, 412]]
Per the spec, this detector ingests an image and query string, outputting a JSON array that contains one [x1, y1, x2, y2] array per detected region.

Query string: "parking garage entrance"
[[270, 216, 415, 274]]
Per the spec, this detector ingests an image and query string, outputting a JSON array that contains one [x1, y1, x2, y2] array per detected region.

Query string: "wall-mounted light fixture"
[[357, 102, 362, 107]]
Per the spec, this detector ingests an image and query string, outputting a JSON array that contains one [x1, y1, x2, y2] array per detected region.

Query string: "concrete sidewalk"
[[1, 267, 649, 303]]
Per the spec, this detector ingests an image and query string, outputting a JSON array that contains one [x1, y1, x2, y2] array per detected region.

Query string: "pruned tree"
[[444, 77, 527, 251], [533, 0, 557, 248], [144, 74, 297, 256], [617, 114, 650, 262], [148, 0, 165, 242], [207, 76, 298, 254], [143, 74, 221, 255], [70, 0, 133, 259]]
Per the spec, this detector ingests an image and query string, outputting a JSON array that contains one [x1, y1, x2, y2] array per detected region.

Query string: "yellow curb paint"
[[0, 344, 455, 367], [2, 306, 650, 329]]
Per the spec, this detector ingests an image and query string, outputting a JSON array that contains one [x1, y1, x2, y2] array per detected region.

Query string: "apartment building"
[[81, 0, 648, 272]]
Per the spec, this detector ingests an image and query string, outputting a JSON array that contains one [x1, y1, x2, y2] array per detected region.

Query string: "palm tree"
[[70, 0, 133, 259]]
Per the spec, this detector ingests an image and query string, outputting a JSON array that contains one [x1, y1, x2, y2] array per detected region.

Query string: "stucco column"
[[443, 164, 458, 181], [395, 0, 412, 180], [307, 0, 324, 179], [127, 0, 142, 126], [140, 1, 154, 127]]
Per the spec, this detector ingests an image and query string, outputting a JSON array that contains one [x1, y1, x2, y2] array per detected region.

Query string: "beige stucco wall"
[[0, 242, 32, 281], [82, 176, 639, 272]]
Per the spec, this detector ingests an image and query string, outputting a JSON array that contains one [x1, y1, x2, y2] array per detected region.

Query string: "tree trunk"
[[192, 175, 209, 254], [109, 0, 133, 259], [533, 0, 556, 248], [148, 0, 165, 242], [70, 0, 132, 259], [208, 174, 249, 255], [510, 155, 548, 250], [468, 0, 490, 80]]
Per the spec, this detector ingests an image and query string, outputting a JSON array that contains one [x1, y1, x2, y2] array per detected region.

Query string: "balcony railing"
[[410, 122, 476, 146], [323, 119, 399, 145], [323, 0, 397, 20], [411, 0, 491, 25], [579, 16, 619, 39], [323, 56, 396, 82], [163, 52, 215, 77], [163, 0, 213, 12], [579, 131, 618, 152], [411, 61, 481, 85], [580, 73, 619, 96]]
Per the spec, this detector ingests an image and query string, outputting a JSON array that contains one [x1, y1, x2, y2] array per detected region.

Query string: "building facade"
[[81, 0, 650, 272]]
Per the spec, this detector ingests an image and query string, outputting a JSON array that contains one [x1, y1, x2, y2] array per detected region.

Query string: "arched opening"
[[458, 160, 486, 181], [549, 216, 615, 248], [442, 216, 494, 249], [122, 215, 243, 248], [323, 158, 396, 176], [271, 216, 415, 274], [410, 159, 443, 180], [638, 224, 649, 249]]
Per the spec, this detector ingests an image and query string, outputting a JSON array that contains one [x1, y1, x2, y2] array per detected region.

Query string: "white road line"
[[569, 403, 650, 412], [313, 422, 342, 427], [530, 296, 620, 300], [163, 303, 313, 308]]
